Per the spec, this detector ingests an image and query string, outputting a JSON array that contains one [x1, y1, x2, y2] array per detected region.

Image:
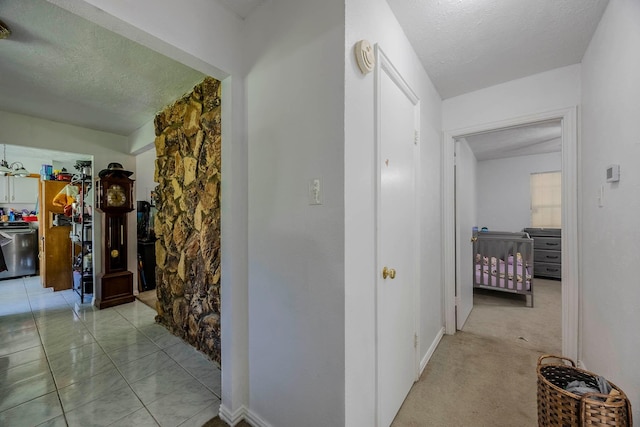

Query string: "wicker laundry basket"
[[537, 354, 633, 426]]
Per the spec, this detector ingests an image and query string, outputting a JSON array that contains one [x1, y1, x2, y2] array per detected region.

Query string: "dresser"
[[524, 228, 561, 279]]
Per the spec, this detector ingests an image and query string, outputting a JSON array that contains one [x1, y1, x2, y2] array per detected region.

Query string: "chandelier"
[[0, 145, 30, 177]]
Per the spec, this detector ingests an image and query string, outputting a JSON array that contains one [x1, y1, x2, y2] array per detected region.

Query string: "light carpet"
[[391, 278, 561, 426]]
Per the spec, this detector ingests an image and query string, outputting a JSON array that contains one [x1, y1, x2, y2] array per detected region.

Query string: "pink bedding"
[[474, 256, 531, 292]]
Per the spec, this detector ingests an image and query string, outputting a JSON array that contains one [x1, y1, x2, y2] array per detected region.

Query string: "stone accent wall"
[[153, 77, 221, 363]]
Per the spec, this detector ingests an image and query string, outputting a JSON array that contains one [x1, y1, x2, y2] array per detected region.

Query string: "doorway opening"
[[0, 144, 93, 296], [453, 120, 563, 354], [443, 107, 579, 361]]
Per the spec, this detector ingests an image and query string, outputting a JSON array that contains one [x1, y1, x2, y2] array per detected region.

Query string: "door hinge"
[[414, 333, 418, 348], [414, 130, 419, 145]]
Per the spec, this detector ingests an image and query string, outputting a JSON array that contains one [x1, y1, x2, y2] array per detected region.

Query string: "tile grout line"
[[68, 301, 151, 425], [112, 305, 221, 425], [24, 277, 70, 427], [73, 303, 164, 427], [2, 280, 220, 426]]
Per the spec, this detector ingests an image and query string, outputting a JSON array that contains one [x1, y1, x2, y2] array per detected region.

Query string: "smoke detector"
[[354, 40, 375, 74], [0, 19, 11, 40]]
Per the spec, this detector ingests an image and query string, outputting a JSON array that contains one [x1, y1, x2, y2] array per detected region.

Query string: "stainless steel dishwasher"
[[0, 222, 38, 279]]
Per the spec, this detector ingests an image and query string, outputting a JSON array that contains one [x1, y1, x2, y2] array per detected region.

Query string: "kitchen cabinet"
[[0, 175, 39, 204], [39, 180, 72, 291]]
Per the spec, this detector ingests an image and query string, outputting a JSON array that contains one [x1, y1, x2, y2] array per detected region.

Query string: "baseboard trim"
[[420, 327, 445, 375], [219, 404, 247, 426], [219, 404, 274, 427], [244, 409, 273, 427]]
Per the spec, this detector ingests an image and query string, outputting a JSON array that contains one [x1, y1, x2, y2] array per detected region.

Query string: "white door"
[[376, 49, 419, 427], [454, 140, 477, 329]]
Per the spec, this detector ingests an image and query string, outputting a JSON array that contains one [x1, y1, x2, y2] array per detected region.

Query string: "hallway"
[[392, 279, 561, 426], [0, 276, 221, 426]]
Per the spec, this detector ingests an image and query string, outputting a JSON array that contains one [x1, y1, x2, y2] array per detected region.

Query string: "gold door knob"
[[470, 236, 478, 243], [382, 267, 397, 279]]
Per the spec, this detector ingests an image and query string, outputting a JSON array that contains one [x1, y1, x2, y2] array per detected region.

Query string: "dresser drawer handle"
[[546, 268, 560, 272], [545, 255, 559, 259], [545, 242, 559, 246]]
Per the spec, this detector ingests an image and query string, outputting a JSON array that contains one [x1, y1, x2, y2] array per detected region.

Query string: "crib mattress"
[[475, 262, 531, 292]]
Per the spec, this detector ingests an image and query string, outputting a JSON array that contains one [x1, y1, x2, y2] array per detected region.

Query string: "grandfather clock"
[[95, 167, 135, 309]]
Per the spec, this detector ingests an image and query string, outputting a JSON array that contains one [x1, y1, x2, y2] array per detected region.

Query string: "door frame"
[[442, 107, 579, 362], [374, 45, 421, 426]]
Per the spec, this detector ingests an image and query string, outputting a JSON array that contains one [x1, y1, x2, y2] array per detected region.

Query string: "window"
[[530, 171, 561, 228]]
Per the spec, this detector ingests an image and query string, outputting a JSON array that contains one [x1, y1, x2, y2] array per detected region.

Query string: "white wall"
[[243, 1, 345, 425], [443, 64, 581, 131], [345, 1, 443, 425], [129, 119, 155, 154], [134, 148, 157, 203], [476, 152, 561, 231], [580, 0, 640, 419]]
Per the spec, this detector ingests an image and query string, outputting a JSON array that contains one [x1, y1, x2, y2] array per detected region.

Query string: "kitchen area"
[[0, 157, 39, 281], [0, 144, 93, 297]]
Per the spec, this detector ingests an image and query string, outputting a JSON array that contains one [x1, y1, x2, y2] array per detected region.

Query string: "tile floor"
[[0, 276, 221, 427]]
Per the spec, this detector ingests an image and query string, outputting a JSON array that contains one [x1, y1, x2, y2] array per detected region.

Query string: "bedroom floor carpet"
[[391, 278, 561, 426]]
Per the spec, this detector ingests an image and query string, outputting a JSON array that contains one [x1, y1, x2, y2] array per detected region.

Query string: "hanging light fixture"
[[10, 162, 29, 177], [0, 145, 30, 177], [0, 19, 10, 40], [0, 145, 11, 175]]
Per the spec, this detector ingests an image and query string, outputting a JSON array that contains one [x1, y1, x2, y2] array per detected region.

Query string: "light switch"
[[309, 178, 322, 205]]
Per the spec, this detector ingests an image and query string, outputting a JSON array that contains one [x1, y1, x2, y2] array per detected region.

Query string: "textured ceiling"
[[462, 121, 562, 161], [0, 0, 206, 136], [387, 0, 609, 99], [216, 0, 264, 19]]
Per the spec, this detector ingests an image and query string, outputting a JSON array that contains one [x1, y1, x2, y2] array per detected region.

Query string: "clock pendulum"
[[95, 163, 135, 309]]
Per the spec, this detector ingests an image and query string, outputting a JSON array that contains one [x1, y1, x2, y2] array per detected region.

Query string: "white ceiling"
[[216, 0, 264, 19], [461, 120, 562, 161], [387, 0, 609, 99], [0, 0, 206, 136]]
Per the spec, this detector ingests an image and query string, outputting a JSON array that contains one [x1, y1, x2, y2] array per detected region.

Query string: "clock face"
[[106, 185, 126, 207]]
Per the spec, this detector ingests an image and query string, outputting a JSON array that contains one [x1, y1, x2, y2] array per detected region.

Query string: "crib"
[[473, 231, 534, 307]]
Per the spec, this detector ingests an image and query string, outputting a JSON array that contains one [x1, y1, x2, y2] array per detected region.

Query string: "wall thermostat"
[[606, 164, 620, 182]]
